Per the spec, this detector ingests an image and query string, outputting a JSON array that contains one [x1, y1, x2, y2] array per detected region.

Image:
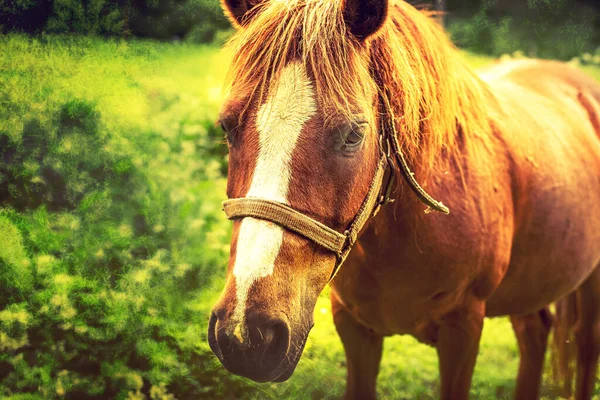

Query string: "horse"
[[207, 0, 600, 398]]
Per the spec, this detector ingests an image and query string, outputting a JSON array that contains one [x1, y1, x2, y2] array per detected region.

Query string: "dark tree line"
[[0, 0, 229, 40], [1, 0, 599, 49], [417, 0, 599, 50], [414, 0, 600, 14]]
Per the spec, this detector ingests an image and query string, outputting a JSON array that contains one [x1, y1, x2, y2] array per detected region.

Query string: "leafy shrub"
[[0, 0, 125, 35], [127, 0, 231, 42], [0, 0, 52, 33], [448, 0, 599, 60], [45, 0, 124, 35], [0, 100, 229, 398], [0, 0, 230, 42], [0, 35, 260, 399]]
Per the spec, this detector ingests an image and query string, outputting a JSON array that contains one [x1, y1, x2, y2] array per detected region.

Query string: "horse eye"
[[219, 118, 236, 144], [341, 124, 366, 153], [333, 121, 367, 155], [220, 120, 231, 134], [345, 130, 363, 145], [221, 122, 229, 139]]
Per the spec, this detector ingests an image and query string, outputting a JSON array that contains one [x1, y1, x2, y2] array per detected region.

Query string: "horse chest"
[[332, 247, 474, 340], [331, 196, 512, 339]]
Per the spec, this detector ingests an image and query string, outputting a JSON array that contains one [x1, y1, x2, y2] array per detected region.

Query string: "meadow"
[[1, 34, 600, 399]]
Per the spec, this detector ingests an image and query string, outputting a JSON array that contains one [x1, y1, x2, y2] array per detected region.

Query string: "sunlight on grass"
[[263, 289, 520, 399], [0, 35, 230, 140]]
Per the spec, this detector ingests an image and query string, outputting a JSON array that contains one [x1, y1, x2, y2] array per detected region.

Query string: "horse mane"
[[224, 0, 497, 172]]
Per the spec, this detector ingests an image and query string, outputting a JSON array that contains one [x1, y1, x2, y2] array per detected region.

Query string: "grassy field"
[[1, 34, 600, 399]]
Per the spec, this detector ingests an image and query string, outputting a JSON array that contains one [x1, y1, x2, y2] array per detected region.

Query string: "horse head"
[[208, 0, 389, 382]]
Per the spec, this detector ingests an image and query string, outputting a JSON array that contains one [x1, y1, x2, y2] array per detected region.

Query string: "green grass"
[[1, 34, 600, 399]]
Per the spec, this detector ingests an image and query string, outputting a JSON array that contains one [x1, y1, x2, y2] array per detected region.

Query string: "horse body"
[[332, 59, 600, 398], [210, 0, 600, 398], [334, 59, 600, 341], [485, 61, 600, 315]]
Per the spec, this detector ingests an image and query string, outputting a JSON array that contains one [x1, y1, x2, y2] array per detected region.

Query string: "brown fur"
[[210, 0, 600, 398]]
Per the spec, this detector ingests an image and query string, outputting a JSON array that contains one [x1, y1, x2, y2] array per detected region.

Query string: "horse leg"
[[436, 301, 485, 400], [331, 291, 383, 400], [510, 307, 553, 400], [574, 266, 600, 400]]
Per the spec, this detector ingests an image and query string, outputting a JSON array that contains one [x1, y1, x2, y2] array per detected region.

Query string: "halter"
[[222, 125, 450, 282]]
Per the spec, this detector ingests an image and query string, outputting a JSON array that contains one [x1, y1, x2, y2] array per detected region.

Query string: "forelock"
[[223, 0, 377, 123]]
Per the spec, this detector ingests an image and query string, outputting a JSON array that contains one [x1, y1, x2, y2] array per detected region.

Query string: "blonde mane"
[[224, 0, 497, 172]]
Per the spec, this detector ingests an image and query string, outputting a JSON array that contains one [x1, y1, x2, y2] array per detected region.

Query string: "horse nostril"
[[208, 312, 223, 359], [246, 315, 290, 354], [259, 319, 288, 350], [262, 325, 276, 347]]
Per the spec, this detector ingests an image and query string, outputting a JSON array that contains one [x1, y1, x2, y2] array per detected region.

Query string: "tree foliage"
[[0, 0, 229, 41], [446, 0, 599, 60], [1, 0, 599, 50]]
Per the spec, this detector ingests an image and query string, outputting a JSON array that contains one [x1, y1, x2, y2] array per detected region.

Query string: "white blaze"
[[232, 62, 317, 331]]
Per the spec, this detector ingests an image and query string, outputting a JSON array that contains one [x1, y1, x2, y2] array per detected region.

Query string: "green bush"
[[0, 0, 230, 42], [45, 0, 124, 35], [448, 0, 599, 60], [128, 0, 230, 42], [0, 35, 260, 399], [0, 0, 51, 32], [0, 101, 235, 398], [0, 0, 125, 35]]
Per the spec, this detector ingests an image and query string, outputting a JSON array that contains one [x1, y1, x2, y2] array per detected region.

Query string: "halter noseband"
[[222, 128, 449, 282]]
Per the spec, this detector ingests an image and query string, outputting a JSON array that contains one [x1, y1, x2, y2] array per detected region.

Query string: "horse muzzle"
[[208, 310, 301, 382]]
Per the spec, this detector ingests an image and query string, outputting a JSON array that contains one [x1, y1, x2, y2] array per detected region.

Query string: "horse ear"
[[220, 0, 263, 29], [342, 0, 389, 40]]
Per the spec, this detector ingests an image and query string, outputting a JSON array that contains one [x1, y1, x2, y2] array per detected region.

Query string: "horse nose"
[[208, 311, 291, 382], [234, 313, 288, 348]]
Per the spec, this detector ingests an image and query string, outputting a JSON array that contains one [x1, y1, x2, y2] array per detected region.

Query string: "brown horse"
[[207, 0, 600, 398]]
